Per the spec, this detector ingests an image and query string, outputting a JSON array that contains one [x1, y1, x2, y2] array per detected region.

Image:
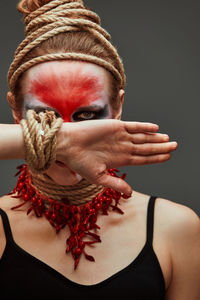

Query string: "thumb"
[[96, 173, 132, 196]]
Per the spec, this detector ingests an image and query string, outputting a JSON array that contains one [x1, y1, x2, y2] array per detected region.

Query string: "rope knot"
[[20, 109, 63, 174]]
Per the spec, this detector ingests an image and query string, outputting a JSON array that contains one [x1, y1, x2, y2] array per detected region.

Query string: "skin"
[[4, 61, 200, 298], [7, 60, 177, 190], [16, 61, 123, 185]]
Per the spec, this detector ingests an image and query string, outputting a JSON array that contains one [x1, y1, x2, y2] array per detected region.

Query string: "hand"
[[56, 119, 178, 195]]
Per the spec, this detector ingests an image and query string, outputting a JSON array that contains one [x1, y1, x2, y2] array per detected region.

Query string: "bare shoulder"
[[0, 193, 22, 212], [132, 189, 199, 224], [151, 194, 200, 299], [155, 195, 200, 234], [132, 190, 200, 254]]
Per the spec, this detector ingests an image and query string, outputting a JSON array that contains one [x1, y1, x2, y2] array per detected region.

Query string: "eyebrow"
[[24, 104, 104, 113]]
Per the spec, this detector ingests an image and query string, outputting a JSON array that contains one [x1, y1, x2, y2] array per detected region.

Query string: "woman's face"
[[12, 61, 124, 185]]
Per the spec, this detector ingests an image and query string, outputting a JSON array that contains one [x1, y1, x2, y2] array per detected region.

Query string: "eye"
[[73, 111, 98, 120], [31, 107, 62, 118]]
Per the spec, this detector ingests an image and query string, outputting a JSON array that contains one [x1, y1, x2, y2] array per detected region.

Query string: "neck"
[[12, 164, 126, 207], [30, 168, 105, 206]]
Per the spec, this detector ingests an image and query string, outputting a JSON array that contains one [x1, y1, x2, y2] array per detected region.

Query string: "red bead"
[[22, 188, 26, 194], [45, 211, 51, 218], [75, 247, 82, 256], [79, 241, 85, 249], [105, 190, 111, 196], [38, 199, 42, 206], [95, 203, 102, 210], [18, 182, 24, 189], [31, 197, 36, 203], [80, 232, 85, 237], [88, 208, 95, 214], [73, 224, 79, 232], [23, 194, 29, 201], [51, 213, 56, 220]]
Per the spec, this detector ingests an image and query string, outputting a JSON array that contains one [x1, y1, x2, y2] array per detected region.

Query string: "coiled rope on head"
[[20, 109, 104, 204], [8, 0, 126, 109]]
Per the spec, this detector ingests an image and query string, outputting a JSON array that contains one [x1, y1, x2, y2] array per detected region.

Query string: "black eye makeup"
[[24, 103, 110, 121], [72, 104, 109, 121], [72, 108, 108, 121], [24, 104, 62, 118]]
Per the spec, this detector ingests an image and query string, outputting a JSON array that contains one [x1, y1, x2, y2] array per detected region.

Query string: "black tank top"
[[0, 195, 166, 299]]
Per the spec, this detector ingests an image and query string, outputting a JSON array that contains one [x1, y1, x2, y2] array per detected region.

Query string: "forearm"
[[0, 124, 25, 160], [0, 122, 72, 161]]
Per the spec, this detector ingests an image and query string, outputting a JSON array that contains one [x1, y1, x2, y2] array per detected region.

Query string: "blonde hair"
[[8, 0, 126, 116]]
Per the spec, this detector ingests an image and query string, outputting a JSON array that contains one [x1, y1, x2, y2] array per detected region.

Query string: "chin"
[[44, 161, 83, 186]]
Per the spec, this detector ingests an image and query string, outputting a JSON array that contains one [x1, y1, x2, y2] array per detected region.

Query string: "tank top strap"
[[146, 195, 157, 246], [0, 208, 14, 242]]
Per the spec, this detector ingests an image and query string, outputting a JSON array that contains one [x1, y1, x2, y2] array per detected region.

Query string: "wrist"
[[55, 122, 72, 162]]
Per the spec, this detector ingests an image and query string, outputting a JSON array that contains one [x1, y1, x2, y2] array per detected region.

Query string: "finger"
[[124, 121, 159, 134], [131, 141, 178, 155], [95, 173, 133, 196], [130, 153, 171, 165], [131, 132, 169, 144]]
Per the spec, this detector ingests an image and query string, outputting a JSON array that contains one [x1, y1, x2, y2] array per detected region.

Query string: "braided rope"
[[25, 17, 108, 38], [31, 173, 104, 203], [24, 0, 84, 23], [9, 53, 122, 95], [8, 18, 111, 82], [8, 0, 126, 101]]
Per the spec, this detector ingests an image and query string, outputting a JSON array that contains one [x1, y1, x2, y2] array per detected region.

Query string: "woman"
[[0, 0, 199, 299]]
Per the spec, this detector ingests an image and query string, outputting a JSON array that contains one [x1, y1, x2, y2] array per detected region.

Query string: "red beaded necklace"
[[7, 164, 131, 270]]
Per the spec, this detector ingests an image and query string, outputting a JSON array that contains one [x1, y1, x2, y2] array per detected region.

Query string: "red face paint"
[[29, 67, 103, 122]]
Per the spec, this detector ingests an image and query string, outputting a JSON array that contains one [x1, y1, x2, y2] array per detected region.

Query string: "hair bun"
[[18, 0, 84, 15]]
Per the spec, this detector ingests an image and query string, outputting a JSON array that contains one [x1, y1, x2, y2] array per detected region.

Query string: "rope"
[[8, 0, 126, 103], [20, 109, 63, 174]]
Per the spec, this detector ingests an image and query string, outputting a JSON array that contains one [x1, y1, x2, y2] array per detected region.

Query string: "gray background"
[[0, 0, 199, 215]]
